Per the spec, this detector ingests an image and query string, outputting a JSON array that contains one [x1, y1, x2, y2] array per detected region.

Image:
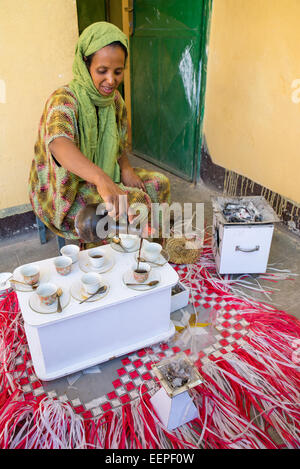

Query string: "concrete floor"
[[0, 154, 299, 405], [1, 153, 300, 318]]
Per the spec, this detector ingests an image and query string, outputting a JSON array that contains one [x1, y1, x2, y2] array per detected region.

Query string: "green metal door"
[[131, 0, 205, 181], [76, 0, 106, 34]]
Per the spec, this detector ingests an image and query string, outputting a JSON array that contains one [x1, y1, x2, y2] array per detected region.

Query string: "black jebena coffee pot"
[[74, 203, 141, 243]]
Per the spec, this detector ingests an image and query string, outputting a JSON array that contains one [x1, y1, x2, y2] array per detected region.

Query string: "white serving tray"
[[16, 245, 179, 380]]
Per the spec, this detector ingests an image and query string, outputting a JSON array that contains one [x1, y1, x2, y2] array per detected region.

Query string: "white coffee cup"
[[54, 256, 72, 275], [88, 248, 105, 268], [81, 272, 102, 295], [119, 234, 138, 250], [37, 282, 57, 306], [60, 244, 80, 263], [142, 241, 162, 262], [20, 264, 40, 285], [133, 262, 151, 283]]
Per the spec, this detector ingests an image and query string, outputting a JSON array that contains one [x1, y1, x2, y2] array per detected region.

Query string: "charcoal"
[[172, 378, 183, 388], [222, 201, 263, 223], [159, 358, 193, 390], [171, 283, 184, 295]]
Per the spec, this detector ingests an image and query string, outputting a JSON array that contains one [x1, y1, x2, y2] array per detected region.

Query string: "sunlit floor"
[[1, 153, 300, 318]]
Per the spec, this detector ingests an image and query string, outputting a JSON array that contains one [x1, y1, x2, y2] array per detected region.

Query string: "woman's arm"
[[49, 137, 126, 218]]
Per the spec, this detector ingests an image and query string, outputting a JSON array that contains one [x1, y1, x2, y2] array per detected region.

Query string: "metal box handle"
[[235, 245, 260, 252]]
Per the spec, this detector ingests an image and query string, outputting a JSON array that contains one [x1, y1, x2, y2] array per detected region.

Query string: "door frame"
[[122, 0, 134, 145]]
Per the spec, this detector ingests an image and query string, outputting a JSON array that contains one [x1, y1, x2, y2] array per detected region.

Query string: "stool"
[[36, 216, 66, 253]]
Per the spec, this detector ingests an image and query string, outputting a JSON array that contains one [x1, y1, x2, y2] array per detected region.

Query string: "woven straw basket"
[[165, 236, 202, 265]]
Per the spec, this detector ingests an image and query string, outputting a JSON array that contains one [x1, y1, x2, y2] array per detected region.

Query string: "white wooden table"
[[16, 245, 178, 381]]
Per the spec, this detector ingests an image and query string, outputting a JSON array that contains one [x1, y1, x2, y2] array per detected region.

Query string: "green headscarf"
[[69, 22, 128, 183]]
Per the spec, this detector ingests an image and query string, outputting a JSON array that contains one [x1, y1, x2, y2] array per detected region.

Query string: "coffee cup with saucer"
[[81, 272, 102, 295], [29, 284, 70, 314], [20, 264, 40, 286], [70, 275, 109, 303], [79, 249, 114, 273], [123, 266, 161, 291], [119, 234, 139, 250], [12, 264, 49, 292], [142, 240, 162, 262]]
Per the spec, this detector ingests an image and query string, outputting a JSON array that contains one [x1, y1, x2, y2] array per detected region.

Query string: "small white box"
[[212, 196, 279, 274], [170, 282, 189, 313], [150, 388, 198, 430]]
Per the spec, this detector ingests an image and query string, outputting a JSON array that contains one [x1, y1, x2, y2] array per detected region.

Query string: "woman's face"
[[88, 45, 125, 96]]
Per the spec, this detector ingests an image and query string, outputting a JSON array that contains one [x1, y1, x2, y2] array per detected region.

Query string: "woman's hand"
[[118, 153, 146, 192], [95, 172, 127, 220], [121, 165, 146, 191]]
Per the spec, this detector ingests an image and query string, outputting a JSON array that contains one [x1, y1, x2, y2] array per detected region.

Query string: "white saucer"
[[122, 269, 161, 291], [12, 265, 49, 292], [0, 272, 13, 290], [110, 238, 140, 253], [29, 286, 70, 314], [79, 251, 115, 274], [70, 280, 110, 303], [135, 249, 169, 268]]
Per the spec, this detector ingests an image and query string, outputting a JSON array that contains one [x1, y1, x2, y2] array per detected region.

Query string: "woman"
[[29, 22, 170, 242]]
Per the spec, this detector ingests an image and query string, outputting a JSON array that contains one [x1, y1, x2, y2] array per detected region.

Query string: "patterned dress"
[[29, 86, 170, 240]]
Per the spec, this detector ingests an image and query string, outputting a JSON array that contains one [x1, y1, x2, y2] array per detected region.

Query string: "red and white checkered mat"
[[2, 249, 300, 449], [12, 269, 250, 420]]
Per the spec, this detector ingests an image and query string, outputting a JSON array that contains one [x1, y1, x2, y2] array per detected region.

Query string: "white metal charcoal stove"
[[150, 353, 202, 430], [212, 196, 280, 274]]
